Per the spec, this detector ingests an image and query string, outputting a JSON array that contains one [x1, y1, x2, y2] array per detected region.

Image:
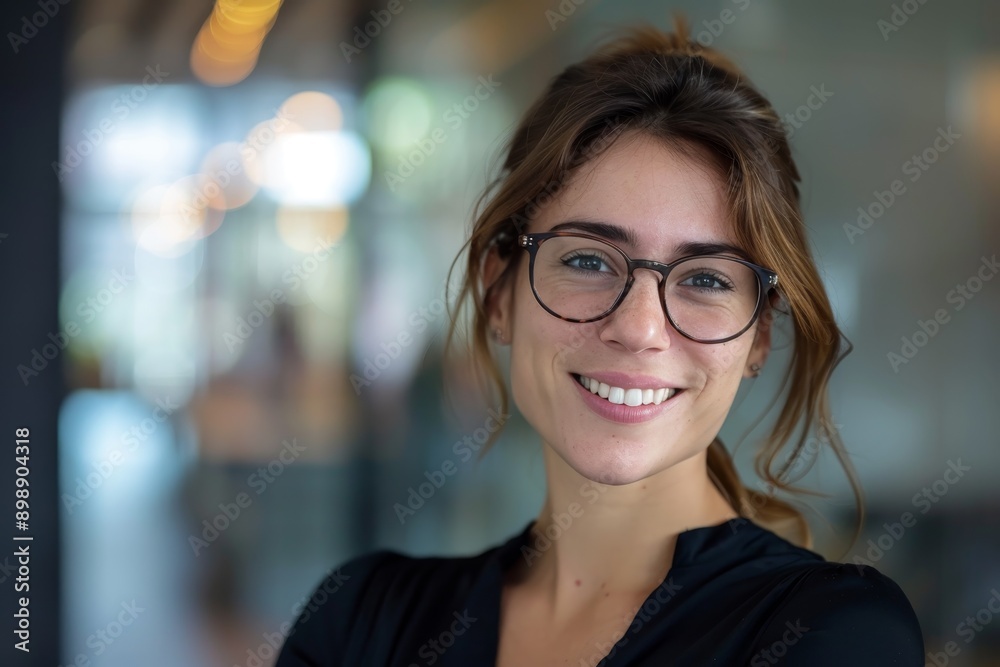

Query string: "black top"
[[275, 518, 924, 666]]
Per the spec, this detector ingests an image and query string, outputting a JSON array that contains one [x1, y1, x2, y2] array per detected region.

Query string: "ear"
[[482, 244, 514, 341], [744, 291, 779, 378]]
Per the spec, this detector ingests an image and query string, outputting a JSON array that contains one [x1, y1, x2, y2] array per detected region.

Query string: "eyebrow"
[[546, 220, 752, 261]]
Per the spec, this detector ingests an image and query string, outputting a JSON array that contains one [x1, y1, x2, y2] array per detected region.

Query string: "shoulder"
[[275, 547, 492, 666], [748, 561, 924, 666], [275, 550, 400, 666]]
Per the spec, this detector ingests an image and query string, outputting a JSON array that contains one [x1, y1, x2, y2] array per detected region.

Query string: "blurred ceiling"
[[68, 0, 350, 83], [64, 0, 611, 86]]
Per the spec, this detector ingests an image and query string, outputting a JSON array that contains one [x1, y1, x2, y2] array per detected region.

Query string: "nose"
[[598, 267, 674, 353]]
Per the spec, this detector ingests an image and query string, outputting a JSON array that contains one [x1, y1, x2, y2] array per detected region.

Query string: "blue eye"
[[679, 272, 734, 291], [563, 252, 613, 273]]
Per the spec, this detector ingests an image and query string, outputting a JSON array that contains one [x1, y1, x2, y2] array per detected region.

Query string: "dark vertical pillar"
[[0, 0, 71, 665]]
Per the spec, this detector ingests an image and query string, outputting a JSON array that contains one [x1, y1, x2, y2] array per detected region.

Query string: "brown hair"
[[443, 14, 859, 550]]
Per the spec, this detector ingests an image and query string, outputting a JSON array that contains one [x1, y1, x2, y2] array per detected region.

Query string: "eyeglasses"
[[517, 232, 778, 344]]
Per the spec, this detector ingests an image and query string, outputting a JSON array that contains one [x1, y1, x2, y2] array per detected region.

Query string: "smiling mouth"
[[572, 373, 684, 406]]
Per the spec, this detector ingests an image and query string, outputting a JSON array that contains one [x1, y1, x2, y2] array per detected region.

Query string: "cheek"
[[508, 339, 537, 410], [508, 284, 552, 416], [508, 282, 583, 423], [693, 341, 752, 409], [704, 342, 747, 377]]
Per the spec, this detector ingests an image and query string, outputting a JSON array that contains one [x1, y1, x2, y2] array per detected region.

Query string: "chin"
[[553, 426, 711, 486], [552, 433, 680, 487]]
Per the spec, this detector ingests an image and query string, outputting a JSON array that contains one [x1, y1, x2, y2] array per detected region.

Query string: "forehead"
[[530, 133, 735, 253]]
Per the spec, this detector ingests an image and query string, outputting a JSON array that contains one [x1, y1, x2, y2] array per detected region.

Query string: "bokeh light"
[[279, 91, 344, 132], [276, 206, 350, 253], [259, 130, 371, 206], [199, 141, 259, 210], [128, 180, 222, 258], [241, 115, 305, 186], [190, 0, 283, 87], [362, 77, 434, 152]]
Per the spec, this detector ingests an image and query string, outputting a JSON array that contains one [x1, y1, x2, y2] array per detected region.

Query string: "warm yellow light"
[[278, 91, 343, 133], [199, 141, 259, 211], [190, 0, 283, 87], [129, 177, 225, 257], [191, 46, 258, 87], [276, 206, 350, 253], [207, 14, 268, 54], [217, 0, 283, 16], [164, 175, 225, 243]]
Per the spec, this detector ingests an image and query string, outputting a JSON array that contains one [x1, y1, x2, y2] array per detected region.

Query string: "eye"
[[679, 272, 734, 291], [562, 251, 614, 274]]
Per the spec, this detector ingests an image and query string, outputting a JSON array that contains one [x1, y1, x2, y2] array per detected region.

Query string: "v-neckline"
[[458, 517, 754, 666]]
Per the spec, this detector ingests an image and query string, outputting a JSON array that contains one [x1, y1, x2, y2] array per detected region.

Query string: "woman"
[[276, 15, 924, 667]]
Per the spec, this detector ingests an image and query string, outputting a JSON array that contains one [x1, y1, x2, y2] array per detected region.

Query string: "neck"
[[513, 445, 739, 625]]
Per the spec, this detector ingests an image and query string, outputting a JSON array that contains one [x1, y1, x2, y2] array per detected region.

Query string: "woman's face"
[[488, 133, 772, 486]]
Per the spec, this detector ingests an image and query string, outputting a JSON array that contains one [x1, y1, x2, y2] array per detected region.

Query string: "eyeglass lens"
[[531, 235, 761, 341]]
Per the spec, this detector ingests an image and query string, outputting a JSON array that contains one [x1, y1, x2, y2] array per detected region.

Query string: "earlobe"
[[744, 298, 776, 378]]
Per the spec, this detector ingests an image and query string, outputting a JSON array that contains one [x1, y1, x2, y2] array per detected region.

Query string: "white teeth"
[[577, 375, 678, 406], [624, 388, 643, 406]]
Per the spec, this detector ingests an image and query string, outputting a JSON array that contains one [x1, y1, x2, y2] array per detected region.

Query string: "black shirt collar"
[[453, 517, 804, 665]]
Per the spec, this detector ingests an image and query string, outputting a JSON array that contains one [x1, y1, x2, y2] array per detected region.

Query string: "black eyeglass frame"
[[517, 231, 779, 344]]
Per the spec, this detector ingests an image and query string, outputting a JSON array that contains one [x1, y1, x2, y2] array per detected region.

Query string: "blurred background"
[[1, 0, 999, 665]]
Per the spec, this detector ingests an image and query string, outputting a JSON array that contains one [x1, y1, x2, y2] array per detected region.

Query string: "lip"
[[575, 371, 681, 391], [570, 372, 684, 424]]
